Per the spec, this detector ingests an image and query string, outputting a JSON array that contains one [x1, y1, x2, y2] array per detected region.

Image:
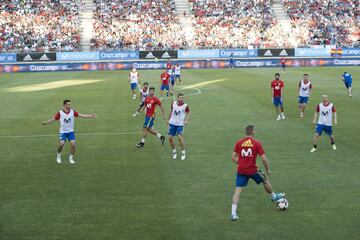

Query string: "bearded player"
[[136, 87, 166, 147], [298, 73, 312, 117], [42, 99, 96, 164], [230, 125, 285, 221], [271, 73, 285, 121], [168, 93, 190, 160]]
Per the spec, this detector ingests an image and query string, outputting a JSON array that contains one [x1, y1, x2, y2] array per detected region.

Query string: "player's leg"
[[69, 140, 76, 164], [311, 125, 322, 152], [177, 126, 186, 160], [167, 85, 173, 97], [231, 173, 249, 220], [280, 101, 285, 119], [131, 83, 137, 99], [325, 126, 336, 150], [133, 102, 144, 117], [251, 170, 285, 201], [168, 124, 177, 159], [137, 117, 151, 147], [148, 127, 165, 144], [56, 136, 66, 163], [274, 98, 281, 121]]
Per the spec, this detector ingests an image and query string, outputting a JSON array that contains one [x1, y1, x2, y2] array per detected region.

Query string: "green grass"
[[0, 67, 359, 240]]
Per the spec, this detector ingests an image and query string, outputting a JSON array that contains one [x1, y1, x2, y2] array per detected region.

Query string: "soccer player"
[[136, 87, 166, 148], [229, 53, 234, 68], [174, 63, 182, 85], [230, 125, 285, 221], [298, 73, 312, 117], [271, 73, 285, 121], [168, 93, 190, 160], [280, 57, 286, 73], [166, 59, 172, 70], [342, 72, 353, 97], [311, 94, 337, 152], [133, 82, 149, 117], [169, 65, 176, 89], [160, 69, 173, 100], [42, 99, 96, 164], [128, 68, 140, 100]]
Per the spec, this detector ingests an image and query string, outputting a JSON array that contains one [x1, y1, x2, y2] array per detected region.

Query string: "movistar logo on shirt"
[[64, 118, 72, 123], [322, 111, 329, 116], [146, 52, 155, 59]]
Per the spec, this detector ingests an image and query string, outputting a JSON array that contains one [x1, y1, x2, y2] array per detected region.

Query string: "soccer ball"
[[276, 198, 289, 210]]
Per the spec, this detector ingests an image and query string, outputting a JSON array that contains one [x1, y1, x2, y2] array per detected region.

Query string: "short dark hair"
[[149, 87, 155, 91], [275, 73, 280, 77], [177, 93, 184, 97], [143, 82, 149, 86], [304, 73, 309, 76], [245, 125, 255, 136], [63, 99, 71, 105]]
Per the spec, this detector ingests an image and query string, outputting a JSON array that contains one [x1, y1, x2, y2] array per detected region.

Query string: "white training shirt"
[[59, 109, 76, 133], [140, 88, 149, 102], [317, 102, 335, 126], [129, 71, 139, 84], [169, 101, 189, 126], [175, 66, 181, 75], [299, 80, 312, 97]]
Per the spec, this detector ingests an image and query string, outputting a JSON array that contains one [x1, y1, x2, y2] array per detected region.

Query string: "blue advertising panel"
[[219, 49, 258, 58], [295, 48, 331, 57], [56, 52, 100, 61], [100, 51, 139, 60], [0, 53, 17, 63], [342, 48, 360, 56], [178, 49, 219, 59]]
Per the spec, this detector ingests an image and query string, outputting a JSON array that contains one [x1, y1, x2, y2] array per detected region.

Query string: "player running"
[[42, 99, 96, 164], [280, 57, 286, 73], [133, 82, 149, 117], [174, 63, 182, 85], [168, 93, 190, 160], [169, 65, 176, 89], [230, 125, 285, 221], [129, 68, 140, 100], [271, 73, 285, 121], [160, 69, 173, 100], [136, 87, 166, 148], [342, 72, 352, 97], [311, 94, 337, 152], [298, 73, 312, 118]]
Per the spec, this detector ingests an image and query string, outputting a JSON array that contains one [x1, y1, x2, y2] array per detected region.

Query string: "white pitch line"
[[0, 131, 139, 139]]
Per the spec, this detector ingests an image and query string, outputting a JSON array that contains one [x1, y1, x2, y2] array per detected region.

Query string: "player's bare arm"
[[231, 152, 238, 165], [313, 112, 318, 124], [260, 154, 271, 176], [78, 113, 96, 119], [184, 111, 190, 125], [42, 117, 56, 125], [159, 104, 166, 121], [333, 112, 338, 125]]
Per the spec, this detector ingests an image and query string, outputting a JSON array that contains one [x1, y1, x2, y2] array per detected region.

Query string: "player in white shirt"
[[168, 93, 190, 160], [311, 95, 337, 152], [133, 82, 149, 117], [174, 63, 182, 85], [298, 74, 312, 117], [129, 68, 140, 99], [42, 99, 96, 164]]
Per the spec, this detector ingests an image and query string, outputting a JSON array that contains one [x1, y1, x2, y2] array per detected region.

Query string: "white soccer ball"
[[276, 198, 289, 210]]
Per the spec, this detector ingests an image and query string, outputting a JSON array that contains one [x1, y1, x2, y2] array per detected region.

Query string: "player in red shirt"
[[166, 59, 172, 70], [271, 73, 285, 121], [280, 57, 286, 73], [160, 69, 173, 100], [230, 125, 285, 221], [136, 87, 166, 148]]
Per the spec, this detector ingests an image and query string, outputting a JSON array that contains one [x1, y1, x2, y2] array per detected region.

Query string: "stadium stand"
[[0, 0, 83, 53], [91, 0, 188, 51]]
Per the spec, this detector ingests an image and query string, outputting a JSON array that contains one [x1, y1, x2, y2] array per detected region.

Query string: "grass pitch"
[[0, 66, 359, 240]]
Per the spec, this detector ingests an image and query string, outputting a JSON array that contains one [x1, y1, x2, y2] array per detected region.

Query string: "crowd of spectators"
[[91, 0, 187, 51], [283, 0, 360, 47]]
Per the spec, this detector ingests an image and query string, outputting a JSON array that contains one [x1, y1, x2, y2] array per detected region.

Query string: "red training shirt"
[[145, 96, 162, 117], [161, 72, 170, 85], [271, 80, 284, 97]]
